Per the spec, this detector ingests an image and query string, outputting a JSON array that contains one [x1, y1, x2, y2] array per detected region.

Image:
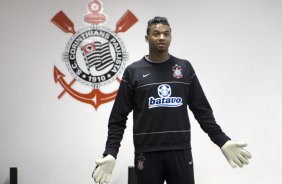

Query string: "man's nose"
[[159, 34, 165, 40]]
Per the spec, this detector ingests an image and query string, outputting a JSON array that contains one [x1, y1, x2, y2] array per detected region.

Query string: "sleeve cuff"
[[103, 148, 118, 159], [213, 134, 231, 148]]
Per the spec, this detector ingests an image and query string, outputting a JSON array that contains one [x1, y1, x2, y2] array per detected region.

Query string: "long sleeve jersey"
[[103, 55, 230, 158]]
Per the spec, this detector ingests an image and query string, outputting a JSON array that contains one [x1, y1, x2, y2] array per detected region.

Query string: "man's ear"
[[145, 35, 149, 43]]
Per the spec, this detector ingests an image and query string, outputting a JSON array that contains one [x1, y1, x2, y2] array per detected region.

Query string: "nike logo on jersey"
[[189, 161, 193, 165], [143, 73, 150, 78]]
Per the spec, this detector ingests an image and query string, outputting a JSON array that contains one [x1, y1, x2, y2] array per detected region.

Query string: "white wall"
[[0, 0, 281, 184]]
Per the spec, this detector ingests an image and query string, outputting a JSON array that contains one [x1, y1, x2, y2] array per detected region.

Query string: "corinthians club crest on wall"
[[51, 0, 138, 110]]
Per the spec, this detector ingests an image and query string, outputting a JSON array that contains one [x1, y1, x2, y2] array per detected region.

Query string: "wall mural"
[[51, 0, 138, 110]]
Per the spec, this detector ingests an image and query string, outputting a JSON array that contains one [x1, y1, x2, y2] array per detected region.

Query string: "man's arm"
[[93, 68, 134, 183], [188, 65, 251, 167], [188, 71, 230, 147], [103, 77, 134, 158]]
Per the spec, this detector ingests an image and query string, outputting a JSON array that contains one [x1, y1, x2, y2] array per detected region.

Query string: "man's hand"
[[92, 155, 116, 184], [221, 140, 252, 168]]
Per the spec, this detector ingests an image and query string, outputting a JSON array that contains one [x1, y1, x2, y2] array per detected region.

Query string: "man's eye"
[[153, 33, 160, 36], [164, 32, 170, 36]]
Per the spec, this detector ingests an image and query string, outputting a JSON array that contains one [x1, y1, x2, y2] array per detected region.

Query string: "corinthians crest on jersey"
[[64, 26, 128, 89]]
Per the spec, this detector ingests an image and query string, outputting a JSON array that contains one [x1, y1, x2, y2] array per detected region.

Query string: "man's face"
[[146, 23, 171, 52]]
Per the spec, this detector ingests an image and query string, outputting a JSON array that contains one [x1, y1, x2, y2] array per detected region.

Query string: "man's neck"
[[148, 51, 169, 62]]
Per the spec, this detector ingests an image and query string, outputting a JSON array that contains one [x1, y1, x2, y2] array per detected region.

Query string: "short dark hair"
[[147, 16, 170, 35]]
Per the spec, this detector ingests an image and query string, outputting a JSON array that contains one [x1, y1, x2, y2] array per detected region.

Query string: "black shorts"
[[134, 149, 195, 184]]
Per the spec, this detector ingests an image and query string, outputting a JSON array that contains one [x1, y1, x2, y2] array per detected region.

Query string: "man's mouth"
[[157, 43, 166, 47]]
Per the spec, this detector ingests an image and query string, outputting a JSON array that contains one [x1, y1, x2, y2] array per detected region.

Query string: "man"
[[93, 16, 252, 184]]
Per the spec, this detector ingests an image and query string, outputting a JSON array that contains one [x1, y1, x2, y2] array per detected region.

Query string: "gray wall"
[[1, 0, 281, 184]]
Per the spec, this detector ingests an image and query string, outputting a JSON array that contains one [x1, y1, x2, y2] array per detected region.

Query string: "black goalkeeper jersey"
[[103, 55, 230, 158]]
